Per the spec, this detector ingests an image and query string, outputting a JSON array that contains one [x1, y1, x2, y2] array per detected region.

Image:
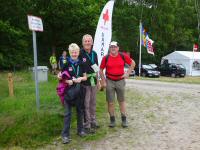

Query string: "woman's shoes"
[[62, 136, 70, 144]]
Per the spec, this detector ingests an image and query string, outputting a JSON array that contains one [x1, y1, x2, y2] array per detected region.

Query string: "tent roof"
[[163, 51, 200, 60]]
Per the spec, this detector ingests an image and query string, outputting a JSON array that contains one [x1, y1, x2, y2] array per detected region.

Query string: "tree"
[[0, 0, 199, 69], [0, 0, 106, 69], [0, 20, 32, 70], [113, 0, 198, 65], [195, 0, 200, 45]]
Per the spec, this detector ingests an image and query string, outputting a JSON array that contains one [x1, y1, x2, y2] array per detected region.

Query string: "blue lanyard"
[[86, 51, 94, 64], [71, 64, 79, 77]]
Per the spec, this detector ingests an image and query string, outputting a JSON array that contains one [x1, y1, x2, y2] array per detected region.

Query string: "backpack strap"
[[105, 52, 125, 65], [119, 52, 125, 63], [105, 54, 109, 65]]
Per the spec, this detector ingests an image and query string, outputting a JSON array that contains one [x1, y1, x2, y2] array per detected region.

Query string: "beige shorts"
[[106, 78, 125, 102], [51, 63, 57, 69]]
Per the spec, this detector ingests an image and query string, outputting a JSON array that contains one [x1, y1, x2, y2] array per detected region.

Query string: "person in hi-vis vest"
[[49, 52, 57, 75]]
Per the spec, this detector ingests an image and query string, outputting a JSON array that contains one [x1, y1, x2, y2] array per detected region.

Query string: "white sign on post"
[[27, 15, 43, 110], [28, 15, 43, 32]]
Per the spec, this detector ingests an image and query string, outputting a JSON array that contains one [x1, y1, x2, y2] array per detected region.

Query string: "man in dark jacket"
[[80, 34, 100, 133]]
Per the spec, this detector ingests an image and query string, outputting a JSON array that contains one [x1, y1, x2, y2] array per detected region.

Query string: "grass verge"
[[0, 71, 107, 149], [133, 76, 200, 84]]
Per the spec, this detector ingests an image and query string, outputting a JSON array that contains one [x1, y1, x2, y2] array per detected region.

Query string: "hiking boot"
[[62, 136, 70, 144], [84, 128, 95, 134], [91, 123, 100, 129], [109, 116, 116, 128], [121, 115, 128, 128], [77, 131, 87, 137]]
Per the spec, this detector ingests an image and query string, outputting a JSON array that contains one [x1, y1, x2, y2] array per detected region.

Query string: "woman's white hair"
[[68, 43, 80, 54], [82, 34, 93, 44]]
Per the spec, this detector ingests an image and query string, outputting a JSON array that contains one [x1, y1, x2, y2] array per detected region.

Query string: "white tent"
[[161, 51, 200, 76]]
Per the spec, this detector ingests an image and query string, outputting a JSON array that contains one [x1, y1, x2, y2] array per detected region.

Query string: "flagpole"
[[139, 20, 142, 77], [192, 45, 194, 76]]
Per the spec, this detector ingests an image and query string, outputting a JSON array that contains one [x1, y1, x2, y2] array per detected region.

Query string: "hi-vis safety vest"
[[50, 56, 57, 64]]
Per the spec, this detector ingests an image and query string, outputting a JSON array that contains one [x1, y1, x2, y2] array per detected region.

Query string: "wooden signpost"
[[8, 73, 14, 97]]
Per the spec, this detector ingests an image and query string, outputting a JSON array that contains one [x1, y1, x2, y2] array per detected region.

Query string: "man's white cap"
[[110, 41, 118, 47]]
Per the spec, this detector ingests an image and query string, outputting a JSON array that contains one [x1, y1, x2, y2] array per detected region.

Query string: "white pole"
[[192, 47, 194, 76], [32, 31, 40, 109], [139, 21, 142, 76]]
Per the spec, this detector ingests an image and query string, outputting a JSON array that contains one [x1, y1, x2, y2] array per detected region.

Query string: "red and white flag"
[[146, 35, 154, 55], [193, 43, 199, 52], [93, 0, 115, 65]]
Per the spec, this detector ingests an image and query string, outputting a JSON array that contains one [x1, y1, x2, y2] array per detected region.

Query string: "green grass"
[[0, 73, 9, 100], [0, 71, 108, 149], [133, 76, 200, 84], [1, 72, 199, 149]]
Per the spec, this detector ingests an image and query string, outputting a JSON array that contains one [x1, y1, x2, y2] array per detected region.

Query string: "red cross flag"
[[93, 0, 115, 65], [103, 9, 109, 25]]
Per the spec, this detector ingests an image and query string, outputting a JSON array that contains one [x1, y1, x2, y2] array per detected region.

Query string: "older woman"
[[58, 43, 87, 144]]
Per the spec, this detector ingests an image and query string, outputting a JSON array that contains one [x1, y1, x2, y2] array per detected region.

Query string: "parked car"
[[159, 63, 186, 77], [124, 64, 135, 77], [149, 64, 158, 70], [135, 64, 160, 77]]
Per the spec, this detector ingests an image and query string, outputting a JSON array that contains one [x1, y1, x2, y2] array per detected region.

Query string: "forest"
[[0, 0, 199, 70]]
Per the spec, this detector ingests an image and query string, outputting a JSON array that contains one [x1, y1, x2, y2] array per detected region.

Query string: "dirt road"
[[83, 79, 200, 150]]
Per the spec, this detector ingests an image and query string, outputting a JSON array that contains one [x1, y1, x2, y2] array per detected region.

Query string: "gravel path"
[[83, 79, 200, 150]]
